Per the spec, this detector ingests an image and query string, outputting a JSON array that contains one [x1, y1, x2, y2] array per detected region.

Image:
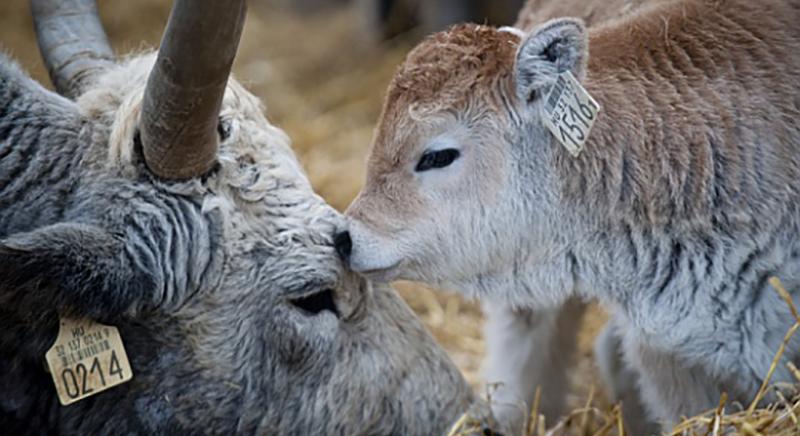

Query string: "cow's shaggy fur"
[[0, 52, 478, 434]]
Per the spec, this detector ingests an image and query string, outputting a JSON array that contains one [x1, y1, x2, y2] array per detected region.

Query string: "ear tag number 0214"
[[45, 317, 133, 406], [542, 71, 601, 157]]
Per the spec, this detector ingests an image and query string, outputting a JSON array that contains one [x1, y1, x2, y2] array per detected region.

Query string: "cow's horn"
[[139, 0, 247, 180], [31, 0, 115, 99]]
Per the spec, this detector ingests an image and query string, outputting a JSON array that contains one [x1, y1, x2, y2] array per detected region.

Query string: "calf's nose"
[[334, 230, 352, 261]]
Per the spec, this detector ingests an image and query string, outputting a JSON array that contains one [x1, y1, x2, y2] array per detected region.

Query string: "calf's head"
[[0, 1, 484, 433], [346, 21, 588, 304]]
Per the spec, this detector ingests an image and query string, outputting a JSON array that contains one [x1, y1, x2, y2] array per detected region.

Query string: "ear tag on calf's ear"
[[45, 317, 133, 406], [542, 71, 601, 157]]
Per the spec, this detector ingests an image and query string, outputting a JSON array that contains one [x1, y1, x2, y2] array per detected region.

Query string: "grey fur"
[[0, 52, 480, 435]]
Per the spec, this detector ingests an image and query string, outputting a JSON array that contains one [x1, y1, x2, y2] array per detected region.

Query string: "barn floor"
[[0, 0, 612, 430]]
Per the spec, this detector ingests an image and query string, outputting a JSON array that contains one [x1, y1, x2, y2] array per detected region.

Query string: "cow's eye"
[[290, 289, 339, 318], [415, 149, 460, 172]]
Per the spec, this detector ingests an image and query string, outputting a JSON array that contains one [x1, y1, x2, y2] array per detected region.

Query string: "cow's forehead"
[[71, 53, 333, 253], [75, 53, 309, 189]]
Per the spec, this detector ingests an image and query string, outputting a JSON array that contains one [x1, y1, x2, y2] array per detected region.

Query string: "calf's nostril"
[[334, 231, 352, 260]]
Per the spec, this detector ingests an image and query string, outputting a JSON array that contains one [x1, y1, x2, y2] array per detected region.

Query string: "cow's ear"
[[0, 223, 159, 322], [515, 18, 588, 104]]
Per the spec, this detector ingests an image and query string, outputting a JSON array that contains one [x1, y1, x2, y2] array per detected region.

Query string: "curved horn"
[[140, 0, 247, 180], [31, 0, 115, 99]]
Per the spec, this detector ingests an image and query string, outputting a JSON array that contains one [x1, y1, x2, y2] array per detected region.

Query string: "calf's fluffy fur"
[[347, 0, 800, 430]]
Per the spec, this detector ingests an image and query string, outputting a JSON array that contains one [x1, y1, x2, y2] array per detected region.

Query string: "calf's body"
[[346, 0, 800, 429], [483, 1, 667, 431]]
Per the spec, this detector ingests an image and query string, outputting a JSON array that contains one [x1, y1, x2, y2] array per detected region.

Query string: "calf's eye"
[[415, 149, 460, 172]]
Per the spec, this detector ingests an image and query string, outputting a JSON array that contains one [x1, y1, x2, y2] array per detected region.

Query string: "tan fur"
[[353, 0, 800, 234], [350, 26, 520, 228], [565, 0, 800, 226], [516, 0, 661, 30], [350, 0, 668, 229]]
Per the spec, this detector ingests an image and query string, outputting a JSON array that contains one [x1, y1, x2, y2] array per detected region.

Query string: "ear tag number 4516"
[[542, 71, 601, 157], [45, 317, 133, 406]]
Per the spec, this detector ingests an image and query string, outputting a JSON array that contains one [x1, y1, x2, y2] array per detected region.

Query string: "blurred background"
[[0, 0, 606, 409]]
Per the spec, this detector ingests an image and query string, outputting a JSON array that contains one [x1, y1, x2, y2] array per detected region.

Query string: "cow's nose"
[[334, 230, 352, 261]]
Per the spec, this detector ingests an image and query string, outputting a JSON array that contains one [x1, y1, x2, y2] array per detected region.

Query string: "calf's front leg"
[[482, 297, 585, 433], [594, 319, 660, 435], [626, 339, 724, 429]]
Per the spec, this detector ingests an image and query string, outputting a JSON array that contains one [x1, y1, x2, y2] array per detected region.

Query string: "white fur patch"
[[498, 26, 525, 38]]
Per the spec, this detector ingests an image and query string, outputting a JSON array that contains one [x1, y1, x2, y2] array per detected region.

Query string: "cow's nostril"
[[334, 231, 352, 260]]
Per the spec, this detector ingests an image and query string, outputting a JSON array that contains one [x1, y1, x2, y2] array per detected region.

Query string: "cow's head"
[[0, 1, 488, 433]]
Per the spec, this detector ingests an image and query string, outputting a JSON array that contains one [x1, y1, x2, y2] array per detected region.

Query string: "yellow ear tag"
[[45, 317, 133, 406], [542, 70, 601, 157]]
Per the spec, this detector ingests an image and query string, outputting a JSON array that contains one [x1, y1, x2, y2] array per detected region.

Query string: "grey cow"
[[0, 0, 483, 434]]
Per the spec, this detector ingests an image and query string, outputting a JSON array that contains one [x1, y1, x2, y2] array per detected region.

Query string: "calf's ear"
[[514, 18, 588, 104], [0, 223, 159, 322]]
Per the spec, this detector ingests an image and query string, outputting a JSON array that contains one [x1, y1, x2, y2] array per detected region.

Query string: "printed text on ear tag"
[[542, 71, 601, 157], [45, 317, 133, 406]]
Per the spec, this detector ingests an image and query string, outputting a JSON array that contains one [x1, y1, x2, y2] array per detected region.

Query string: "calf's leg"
[[482, 297, 585, 433], [595, 319, 660, 435], [626, 340, 723, 429]]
